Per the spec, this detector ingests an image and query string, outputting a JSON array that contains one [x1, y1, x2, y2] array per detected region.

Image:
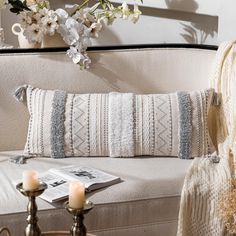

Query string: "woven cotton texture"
[[22, 86, 214, 158]]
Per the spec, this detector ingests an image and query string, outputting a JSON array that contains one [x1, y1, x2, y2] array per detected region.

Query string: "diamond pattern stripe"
[[154, 95, 171, 155], [73, 95, 88, 156]]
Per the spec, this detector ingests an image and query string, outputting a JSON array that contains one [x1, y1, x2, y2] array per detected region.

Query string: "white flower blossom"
[[34, 8, 49, 21], [84, 12, 96, 26], [121, 2, 130, 20], [73, 8, 95, 27], [55, 8, 69, 24], [41, 10, 58, 35], [67, 46, 83, 64], [57, 17, 84, 45], [81, 52, 91, 69], [89, 22, 102, 38], [97, 16, 106, 28], [23, 23, 44, 43], [82, 27, 92, 47], [19, 11, 34, 28], [131, 3, 141, 23], [67, 45, 91, 68], [67, 46, 81, 64]]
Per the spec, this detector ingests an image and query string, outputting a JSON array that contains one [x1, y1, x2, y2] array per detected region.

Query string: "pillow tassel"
[[9, 155, 28, 164], [14, 84, 28, 102], [208, 154, 220, 163]]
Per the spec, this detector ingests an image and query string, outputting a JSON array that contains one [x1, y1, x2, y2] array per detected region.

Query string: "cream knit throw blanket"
[[177, 41, 236, 236]]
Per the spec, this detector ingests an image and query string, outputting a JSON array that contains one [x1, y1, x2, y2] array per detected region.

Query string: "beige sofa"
[[0, 45, 217, 236]]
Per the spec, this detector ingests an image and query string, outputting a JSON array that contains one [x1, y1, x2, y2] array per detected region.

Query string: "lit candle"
[[69, 181, 85, 209], [22, 170, 40, 191]]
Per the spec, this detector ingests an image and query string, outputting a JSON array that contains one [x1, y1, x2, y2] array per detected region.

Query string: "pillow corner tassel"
[[13, 84, 28, 102], [9, 155, 29, 164]]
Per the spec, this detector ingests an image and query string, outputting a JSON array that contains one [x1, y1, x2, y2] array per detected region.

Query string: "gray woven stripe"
[[177, 91, 192, 159], [51, 90, 67, 158]]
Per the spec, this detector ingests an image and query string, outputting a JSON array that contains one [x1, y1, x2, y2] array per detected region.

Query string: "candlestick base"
[[65, 201, 94, 236], [0, 226, 11, 236], [16, 182, 47, 236]]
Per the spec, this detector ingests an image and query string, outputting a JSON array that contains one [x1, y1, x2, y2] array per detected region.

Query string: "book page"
[[39, 172, 69, 203], [50, 166, 120, 190]]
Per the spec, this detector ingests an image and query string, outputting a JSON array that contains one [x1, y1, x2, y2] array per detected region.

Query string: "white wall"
[[1, 0, 235, 48], [217, 0, 236, 42]]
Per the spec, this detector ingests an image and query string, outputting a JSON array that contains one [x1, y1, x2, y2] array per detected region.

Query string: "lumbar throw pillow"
[[15, 85, 215, 159]]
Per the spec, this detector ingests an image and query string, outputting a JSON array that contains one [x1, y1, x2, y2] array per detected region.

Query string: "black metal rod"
[[0, 43, 218, 54]]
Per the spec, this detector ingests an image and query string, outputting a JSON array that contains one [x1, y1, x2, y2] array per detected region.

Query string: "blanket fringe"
[[212, 91, 222, 107]]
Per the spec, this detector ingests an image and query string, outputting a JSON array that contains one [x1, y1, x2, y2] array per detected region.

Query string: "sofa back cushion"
[[0, 47, 217, 151]]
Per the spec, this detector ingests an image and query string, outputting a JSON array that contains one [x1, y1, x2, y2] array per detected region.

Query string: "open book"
[[15, 166, 121, 203]]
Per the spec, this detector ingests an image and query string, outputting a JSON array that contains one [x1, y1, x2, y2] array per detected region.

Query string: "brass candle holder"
[[16, 182, 47, 236], [65, 200, 94, 236], [0, 226, 11, 236]]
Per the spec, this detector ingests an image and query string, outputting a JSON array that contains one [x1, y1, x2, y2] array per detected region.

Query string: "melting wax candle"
[[22, 170, 39, 190], [69, 181, 85, 209]]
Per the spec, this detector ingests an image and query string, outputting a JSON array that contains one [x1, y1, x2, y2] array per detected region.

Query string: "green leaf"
[[8, 0, 30, 13], [10, 8, 20, 14]]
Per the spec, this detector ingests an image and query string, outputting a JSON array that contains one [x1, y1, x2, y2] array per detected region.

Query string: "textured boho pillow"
[[18, 85, 215, 159]]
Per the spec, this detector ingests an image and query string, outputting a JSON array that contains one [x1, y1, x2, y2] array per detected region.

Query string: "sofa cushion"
[[21, 86, 215, 159], [0, 150, 192, 235]]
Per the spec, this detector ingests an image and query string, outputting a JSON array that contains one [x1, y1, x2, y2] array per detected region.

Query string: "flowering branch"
[[77, 0, 90, 11], [7, 0, 143, 68]]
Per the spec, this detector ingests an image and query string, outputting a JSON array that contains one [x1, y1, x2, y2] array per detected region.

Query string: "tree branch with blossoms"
[[7, 0, 143, 68]]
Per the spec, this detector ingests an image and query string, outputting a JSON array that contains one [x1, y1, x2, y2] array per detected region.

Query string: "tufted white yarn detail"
[[108, 92, 134, 157], [177, 41, 236, 236]]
